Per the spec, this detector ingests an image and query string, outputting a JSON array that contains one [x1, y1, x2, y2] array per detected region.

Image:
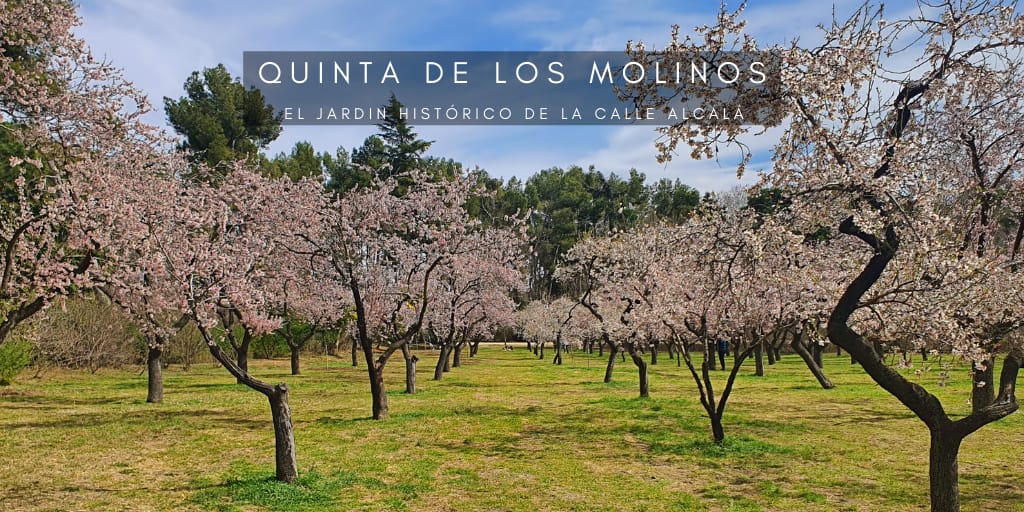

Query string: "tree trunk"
[[630, 350, 650, 398], [811, 342, 823, 367], [146, 346, 164, 404], [766, 342, 776, 365], [791, 333, 835, 389], [369, 364, 388, 420], [351, 339, 358, 366], [289, 345, 301, 375], [453, 343, 464, 368], [872, 339, 885, 359], [553, 342, 563, 365], [538, 342, 545, 360], [929, 428, 962, 512], [971, 359, 995, 413], [470, 340, 480, 357], [402, 344, 417, 394], [920, 347, 928, 361], [710, 413, 725, 445], [433, 346, 449, 381], [650, 341, 659, 365], [604, 346, 618, 383], [443, 346, 452, 372], [598, 341, 604, 356], [197, 325, 300, 483], [773, 346, 781, 362], [235, 339, 250, 385], [268, 384, 298, 483], [754, 340, 765, 377]]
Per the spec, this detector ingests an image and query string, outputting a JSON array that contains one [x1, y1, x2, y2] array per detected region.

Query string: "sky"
[[74, 0, 893, 192]]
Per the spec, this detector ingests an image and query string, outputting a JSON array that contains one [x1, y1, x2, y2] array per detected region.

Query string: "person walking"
[[717, 338, 729, 370]]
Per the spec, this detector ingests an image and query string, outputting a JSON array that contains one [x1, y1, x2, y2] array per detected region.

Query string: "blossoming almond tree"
[[425, 235, 525, 381], [559, 227, 678, 397], [106, 161, 323, 482], [306, 173, 522, 419], [1, 0, 154, 346], [623, 2, 1024, 508]]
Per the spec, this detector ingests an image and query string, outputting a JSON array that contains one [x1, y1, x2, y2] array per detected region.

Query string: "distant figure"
[[717, 338, 729, 370]]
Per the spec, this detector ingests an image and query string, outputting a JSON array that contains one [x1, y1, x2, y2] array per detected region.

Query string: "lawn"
[[1, 347, 1021, 511]]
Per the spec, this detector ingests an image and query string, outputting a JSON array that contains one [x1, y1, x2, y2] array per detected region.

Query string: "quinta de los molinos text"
[[254, 59, 769, 86]]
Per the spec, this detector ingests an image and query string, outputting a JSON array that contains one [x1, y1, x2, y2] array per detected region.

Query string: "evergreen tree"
[[377, 94, 432, 178], [164, 64, 281, 177]]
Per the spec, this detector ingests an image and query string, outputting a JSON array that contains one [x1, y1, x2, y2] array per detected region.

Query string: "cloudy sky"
[[75, 0, 886, 192]]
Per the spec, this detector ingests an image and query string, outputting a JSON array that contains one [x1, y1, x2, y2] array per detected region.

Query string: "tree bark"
[[453, 342, 464, 368], [766, 341, 776, 365], [754, 340, 765, 377], [650, 341, 659, 365], [146, 346, 164, 404], [433, 345, 450, 381], [369, 364, 388, 420], [351, 339, 359, 366], [233, 329, 252, 384], [402, 344, 417, 394], [604, 345, 618, 383], [268, 384, 298, 483], [929, 428, 962, 512], [710, 413, 725, 445], [971, 359, 995, 413], [553, 341, 563, 365], [629, 348, 649, 398], [289, 345, 301, 375], [811, 342, 823, 367], [791, 332, 835, 389]]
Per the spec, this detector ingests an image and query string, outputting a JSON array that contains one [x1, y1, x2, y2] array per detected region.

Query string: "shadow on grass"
[[2, 407, 266, 430]]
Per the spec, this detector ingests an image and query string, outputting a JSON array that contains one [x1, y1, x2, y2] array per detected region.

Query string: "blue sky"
[[75, 0, 887, 192]]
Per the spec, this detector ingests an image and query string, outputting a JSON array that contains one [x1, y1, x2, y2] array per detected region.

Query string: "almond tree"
[[426, 238, 524, 381], [624, 2, 1024, 508], [1, 0, 154, 346], [306, 173, 512, 419], [107, 161, 321, 482], [516, 299, 560, 359], [559, 227, 675, 397], [263, 252, 347, 376]]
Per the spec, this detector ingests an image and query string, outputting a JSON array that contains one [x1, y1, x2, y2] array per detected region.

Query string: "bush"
[[0, 339, 32, 385], [252, 332, 289, 359], [33, 296, 139, 372], [163, 322, 212, 370]]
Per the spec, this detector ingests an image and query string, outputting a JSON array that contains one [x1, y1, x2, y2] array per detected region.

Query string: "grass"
[[1, 347, 1022, 511]]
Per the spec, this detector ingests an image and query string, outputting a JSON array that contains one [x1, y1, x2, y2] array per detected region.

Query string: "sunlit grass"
[[1, 347, 1021, 511]]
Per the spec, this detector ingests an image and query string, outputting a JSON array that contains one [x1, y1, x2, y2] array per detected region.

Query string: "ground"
[[0, 347, 1021, 511]]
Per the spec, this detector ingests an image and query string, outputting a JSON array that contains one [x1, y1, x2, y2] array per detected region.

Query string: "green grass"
[[1, 347, 1022, 511]]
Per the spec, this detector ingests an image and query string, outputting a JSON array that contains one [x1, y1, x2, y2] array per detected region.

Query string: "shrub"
[[0, 339, 32, 385], [33, 297, 139, 372]]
